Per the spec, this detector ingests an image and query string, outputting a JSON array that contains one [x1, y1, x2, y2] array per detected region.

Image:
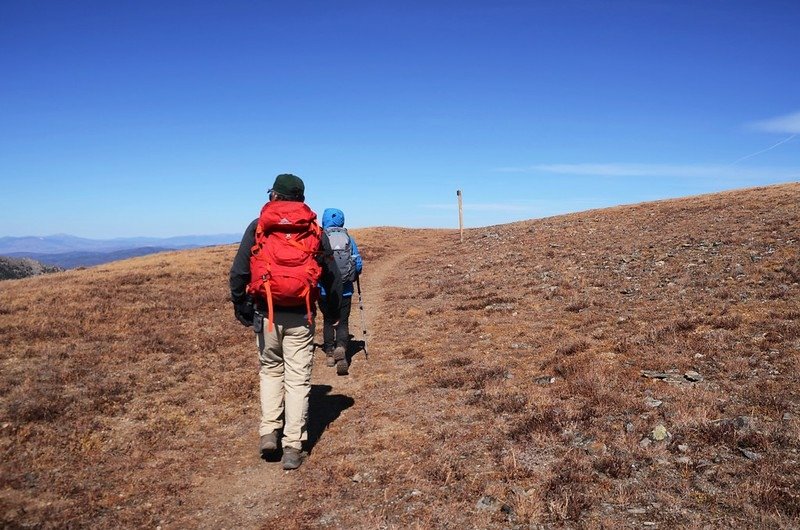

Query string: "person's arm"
[[350, 236, 363, 275], [318, 231, 342, 320], [229, 219, 258, 325]]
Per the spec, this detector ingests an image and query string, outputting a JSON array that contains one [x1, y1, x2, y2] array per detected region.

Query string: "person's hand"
[[233, 299, 255, 327]]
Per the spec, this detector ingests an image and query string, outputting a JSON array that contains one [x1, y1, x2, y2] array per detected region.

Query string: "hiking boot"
[[333, 345, 346, 362], [282, 447, 304, 470], [336, 358, 349, 376], [260, 431, 278, 456], [333, 345, 348, 375], [324, 348, 335, 367]]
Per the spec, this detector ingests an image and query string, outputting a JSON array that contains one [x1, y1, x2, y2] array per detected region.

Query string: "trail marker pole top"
[[457, 189, 463, 243]]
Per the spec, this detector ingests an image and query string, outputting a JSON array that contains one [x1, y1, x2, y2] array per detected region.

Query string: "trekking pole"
[[356, 276, 368, 360]]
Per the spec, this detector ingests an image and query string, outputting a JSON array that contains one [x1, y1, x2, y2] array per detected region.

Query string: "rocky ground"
[[0, 256, 62, 281], [1, 183, 798, 528]]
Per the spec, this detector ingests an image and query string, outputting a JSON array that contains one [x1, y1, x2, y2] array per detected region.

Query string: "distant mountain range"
[[0, 233, 240, 269]]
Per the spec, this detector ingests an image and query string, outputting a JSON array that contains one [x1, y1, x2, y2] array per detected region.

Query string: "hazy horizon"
[[3, 180, 798, 240]]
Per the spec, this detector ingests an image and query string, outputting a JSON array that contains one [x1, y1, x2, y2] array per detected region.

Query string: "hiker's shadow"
[[306, 384, 354, 454], [346, 337, 366, 363]]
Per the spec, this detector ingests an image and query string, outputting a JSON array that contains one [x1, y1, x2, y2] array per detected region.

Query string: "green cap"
[[270, 174, 305, 199]]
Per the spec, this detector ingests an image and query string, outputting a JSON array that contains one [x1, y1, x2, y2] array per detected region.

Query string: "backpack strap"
[[263, 276, 275, 333], [287, 237, 314, 254], [304, 287, 313, 328]]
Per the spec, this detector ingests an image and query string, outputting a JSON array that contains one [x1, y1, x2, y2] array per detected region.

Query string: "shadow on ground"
[[313, 337, 367, 362], [306, 384, 354, 453], [347, 339, 366, 362]]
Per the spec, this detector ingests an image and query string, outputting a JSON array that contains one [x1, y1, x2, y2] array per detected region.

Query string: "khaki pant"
[[256, 311, 315, 450]]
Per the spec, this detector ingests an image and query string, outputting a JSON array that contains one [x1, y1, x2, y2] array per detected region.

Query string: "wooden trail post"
[[457, 189, 464, 242]]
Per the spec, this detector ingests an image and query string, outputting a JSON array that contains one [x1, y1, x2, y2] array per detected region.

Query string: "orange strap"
[[287, 237, 315, 255], [304, 288, 313, 327], [263, 279, 274, 333]]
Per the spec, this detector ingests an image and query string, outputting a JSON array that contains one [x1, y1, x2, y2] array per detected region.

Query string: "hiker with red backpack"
[[229, 174, 341, 470], [319, 208, 363, 375]]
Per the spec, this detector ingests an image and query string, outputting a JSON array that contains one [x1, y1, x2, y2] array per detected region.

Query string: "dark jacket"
[[229, 218, 342, 318]]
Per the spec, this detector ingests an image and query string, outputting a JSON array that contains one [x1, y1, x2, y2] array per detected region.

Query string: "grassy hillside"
[[1, 183, 798, 528]]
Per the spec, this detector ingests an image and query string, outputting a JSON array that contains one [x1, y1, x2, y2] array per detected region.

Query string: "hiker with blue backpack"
[[319, 208, 363, 376]]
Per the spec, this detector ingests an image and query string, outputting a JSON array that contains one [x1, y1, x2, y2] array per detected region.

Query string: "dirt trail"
[[175, 238, 417, 528]]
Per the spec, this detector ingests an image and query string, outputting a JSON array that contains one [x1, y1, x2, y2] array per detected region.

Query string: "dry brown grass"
[[2, 183, 799, 528]]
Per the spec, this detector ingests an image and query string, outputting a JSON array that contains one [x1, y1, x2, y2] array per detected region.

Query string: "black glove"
[[233, 298, 255, 327]]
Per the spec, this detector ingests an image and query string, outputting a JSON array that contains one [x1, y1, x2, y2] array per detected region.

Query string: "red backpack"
[[246, 200, 322, 331]]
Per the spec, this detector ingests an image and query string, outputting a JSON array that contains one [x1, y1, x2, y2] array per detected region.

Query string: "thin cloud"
[[751, 111, 800, 134], [497, 163, 800, 180], [732, 134, 797, 165]]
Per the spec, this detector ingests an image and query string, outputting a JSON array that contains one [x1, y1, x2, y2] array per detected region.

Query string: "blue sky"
[[1, 0, 798, 238]]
